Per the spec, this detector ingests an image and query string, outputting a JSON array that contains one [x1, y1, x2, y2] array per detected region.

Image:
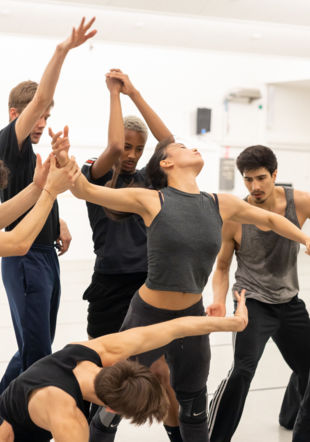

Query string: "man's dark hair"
[[236, 145, 278, 176], [94, 360, 169, 425]]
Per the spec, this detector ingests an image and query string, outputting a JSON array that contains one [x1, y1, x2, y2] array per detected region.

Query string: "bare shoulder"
[[75, 335, 123, 367], [28, 385, 78, 431], [217, 193, 244, 220], [217, 193, 241, 207], [0, 420, 14, 442], [293, 189, 310, 213]]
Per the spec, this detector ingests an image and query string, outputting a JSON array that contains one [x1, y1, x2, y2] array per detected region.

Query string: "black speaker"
[[196, 108, 211, 134]]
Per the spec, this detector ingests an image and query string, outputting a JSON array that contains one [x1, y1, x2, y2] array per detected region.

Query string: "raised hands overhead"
[[58, 17, 97, 52], [49, 126, 70, 167], [106, 69, 136, 96]]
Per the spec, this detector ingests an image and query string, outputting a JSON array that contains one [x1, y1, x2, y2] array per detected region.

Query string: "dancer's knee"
[[91, 407, 122, 434], [178, 387, 207, 425]]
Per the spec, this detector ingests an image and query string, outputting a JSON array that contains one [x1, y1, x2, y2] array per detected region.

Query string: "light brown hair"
[[94, 360, 169, 425], [8, 81, 54, 114]]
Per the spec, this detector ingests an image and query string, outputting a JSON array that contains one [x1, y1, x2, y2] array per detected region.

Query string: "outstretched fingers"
[[77, 16, 97, 42]]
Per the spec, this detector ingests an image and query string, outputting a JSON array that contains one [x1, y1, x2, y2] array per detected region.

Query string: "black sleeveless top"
[[0, 344, 102, 441], [145, 187, 222, 293]]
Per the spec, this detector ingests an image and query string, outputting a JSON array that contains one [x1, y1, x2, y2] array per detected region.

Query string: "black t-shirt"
[[82, 158, 147, 274], [0, 119, 59, 245]]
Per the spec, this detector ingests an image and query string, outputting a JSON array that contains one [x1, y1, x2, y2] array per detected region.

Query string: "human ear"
[[9, 108, 19, 122], [272, 169, 277, 182], [160, 159, 173, 169]]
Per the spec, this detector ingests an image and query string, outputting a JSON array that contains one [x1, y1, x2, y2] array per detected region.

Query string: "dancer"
[[82, 69, 172, 339], [207, 145, 310, 442], [0, 293, 248, 442], [0, 17, 96, 393], [80, 70, 180, 439], [51, 126, 310, 442]]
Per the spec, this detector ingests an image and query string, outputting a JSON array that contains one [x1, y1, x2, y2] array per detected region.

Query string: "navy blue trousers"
[[0, 244, 60, 393]]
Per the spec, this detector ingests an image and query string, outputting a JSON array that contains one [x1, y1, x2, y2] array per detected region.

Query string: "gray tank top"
[[145, 186, 222, 294], [233, 187, 300, 304]]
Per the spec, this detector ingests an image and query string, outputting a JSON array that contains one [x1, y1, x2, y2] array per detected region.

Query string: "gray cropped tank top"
[[233, 187, 300, 304], [145, 186, 222, 294]]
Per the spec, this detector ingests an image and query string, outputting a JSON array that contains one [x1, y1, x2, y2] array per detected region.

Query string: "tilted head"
[[8, 80, 54, 144], [120, 116, 148, 174], [146, 138, 204, 189], [94, 360, 169, 425], [236, 145, 278, 204]]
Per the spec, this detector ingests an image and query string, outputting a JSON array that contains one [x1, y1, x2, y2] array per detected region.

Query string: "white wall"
[[1, 33, 310, 259]]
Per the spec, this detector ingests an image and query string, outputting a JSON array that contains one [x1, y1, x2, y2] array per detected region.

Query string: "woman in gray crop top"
[[59, 134, 310, 442]]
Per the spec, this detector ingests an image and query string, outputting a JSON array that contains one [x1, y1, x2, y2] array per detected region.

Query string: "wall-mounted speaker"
[[196, 108, 211, 134]]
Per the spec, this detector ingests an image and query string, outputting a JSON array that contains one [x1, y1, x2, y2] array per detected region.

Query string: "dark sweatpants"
[[83, 271, 147, 338], [89, 292, 210, 442], [208, 296, 310, 442], [0, 244, 60, 394]]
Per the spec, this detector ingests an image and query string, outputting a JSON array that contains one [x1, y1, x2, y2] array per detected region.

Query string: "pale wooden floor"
[[1, 251, 309, 441]]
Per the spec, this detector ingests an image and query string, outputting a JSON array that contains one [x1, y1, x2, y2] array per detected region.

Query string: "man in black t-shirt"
[[0, 17, 96, 394]]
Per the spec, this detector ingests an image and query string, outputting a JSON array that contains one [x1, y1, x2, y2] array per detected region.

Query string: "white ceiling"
[[21, 0, 310, 26], [1, 0, 310, 57]]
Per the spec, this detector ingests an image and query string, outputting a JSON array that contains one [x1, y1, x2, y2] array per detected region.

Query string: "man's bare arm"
[[86, 291, 248, 366], [0, 153, 49, 229], [207, 221, 237, 317], [91, 77, 124, 179], [218, 193, 310, 253], [294, 189, 310, 227], [0, 157, 79, 257], [15, 17, 96, 148]]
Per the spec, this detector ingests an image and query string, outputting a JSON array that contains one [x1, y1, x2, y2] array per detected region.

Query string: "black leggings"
[[90, 292, 211, 442]]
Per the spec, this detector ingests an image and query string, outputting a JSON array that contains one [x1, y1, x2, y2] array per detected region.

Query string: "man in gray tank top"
[[207, 145, 310, 442]]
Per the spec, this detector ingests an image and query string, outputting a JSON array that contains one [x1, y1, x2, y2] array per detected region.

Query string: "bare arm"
[[0, 420, 14, 442], [72, 173, 157, 219], [15, 17, 96, 148], [294, 189, 310, 227], [107, 70, 174, 142], [91, 77, 124, 179], [0, 183, 40, 230], [86, 292, 248, 365], [0, 157, 79, 257], [56, 218, 72, 256], [207, 221, 237, 317], [29, 387, 89, 442], [52, 417, 88, 442], [218, 193, 310, 253], [0, 153, 49, 229]]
